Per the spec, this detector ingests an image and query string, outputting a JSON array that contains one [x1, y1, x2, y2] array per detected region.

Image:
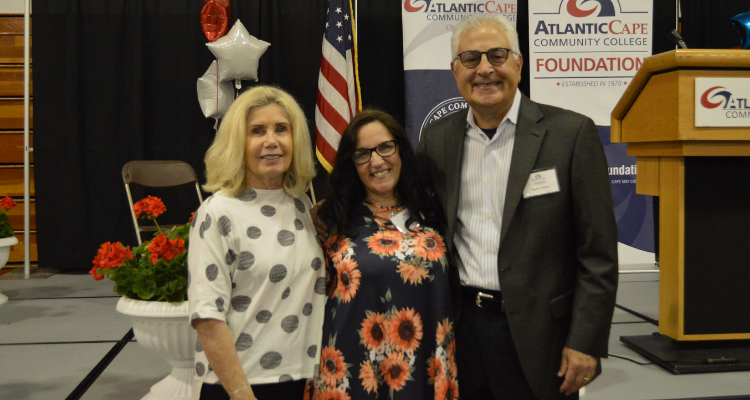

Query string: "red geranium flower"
[[92, 241, 134, 271], [188, 211, 196, 223], [147, 233, 185, 264], [133, 196, 166, 219], [89, 265, 105, 281], [0, 196, 17, 211]]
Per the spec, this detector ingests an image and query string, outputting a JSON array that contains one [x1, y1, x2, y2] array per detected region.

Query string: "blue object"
[[730, 9, 750, 49]]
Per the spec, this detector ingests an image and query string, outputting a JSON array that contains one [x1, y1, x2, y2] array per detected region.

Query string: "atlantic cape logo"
[[566, 0, 615, 18], [700, 86, 734, 109], [403, 0, 516, 14], [695, 79, 750, 125], [404, 0, 432, 12], [532, 0, 649, 74]]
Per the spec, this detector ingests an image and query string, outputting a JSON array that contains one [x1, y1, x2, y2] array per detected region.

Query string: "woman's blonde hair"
[[203, 85, 315, 197]]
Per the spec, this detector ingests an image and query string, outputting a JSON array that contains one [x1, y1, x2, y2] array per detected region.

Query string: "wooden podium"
[[612, 49, 750, 342]]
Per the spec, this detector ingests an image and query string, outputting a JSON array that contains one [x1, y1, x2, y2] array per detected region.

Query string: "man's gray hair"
[[451, 14, 521, 67]]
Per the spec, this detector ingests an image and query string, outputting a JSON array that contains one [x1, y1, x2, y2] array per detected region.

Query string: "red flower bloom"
[[91, 241, 134, 271], [133, 196, 166, 219], [163, 237, 186, 261], [89, 265, 105, 281], [189, 211, 196, 223], [0, 196, 17, 211], [147, 233, 185, 264]]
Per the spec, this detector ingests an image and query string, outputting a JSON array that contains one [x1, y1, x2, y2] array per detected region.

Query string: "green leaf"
[[133, 280, 157, 300]]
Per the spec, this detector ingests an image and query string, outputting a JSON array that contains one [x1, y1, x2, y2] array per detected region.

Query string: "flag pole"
[[23, 0, 31, 279]]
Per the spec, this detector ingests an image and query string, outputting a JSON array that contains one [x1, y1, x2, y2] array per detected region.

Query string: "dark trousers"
[[457, 288, 539, 400], [199, 380, 306, 400]]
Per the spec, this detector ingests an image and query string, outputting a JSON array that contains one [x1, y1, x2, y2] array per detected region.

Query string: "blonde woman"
[[189, 86, 326, 400]]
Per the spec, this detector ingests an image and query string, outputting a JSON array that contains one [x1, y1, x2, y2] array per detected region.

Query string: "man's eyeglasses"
[[352, 140, 398, 165], [455, 47, 514, 68]]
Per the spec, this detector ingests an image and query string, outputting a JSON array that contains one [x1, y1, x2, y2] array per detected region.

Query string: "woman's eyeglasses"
[[352, 140, 398, 165], [455, 47, 513, 68]]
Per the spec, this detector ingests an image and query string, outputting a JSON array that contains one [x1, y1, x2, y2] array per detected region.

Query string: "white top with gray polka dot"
[[188, 188, 326, 385]]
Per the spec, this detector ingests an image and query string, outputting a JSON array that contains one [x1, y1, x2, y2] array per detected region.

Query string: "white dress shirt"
[[455, 89, 522, 291]]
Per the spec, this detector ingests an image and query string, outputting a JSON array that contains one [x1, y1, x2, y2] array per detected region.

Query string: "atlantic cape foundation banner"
[[401, 0, 518, 146], [528, 0, 654, 264]]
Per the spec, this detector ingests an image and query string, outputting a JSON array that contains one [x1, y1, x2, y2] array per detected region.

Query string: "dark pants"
[[199, 380, 306, 400], [457, 287, 539, 400]]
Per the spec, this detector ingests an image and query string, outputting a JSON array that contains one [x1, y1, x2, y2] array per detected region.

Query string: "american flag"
[[315, 0, 361, 173]]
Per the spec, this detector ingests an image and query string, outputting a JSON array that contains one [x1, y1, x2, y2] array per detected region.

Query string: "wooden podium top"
[[611, 49, 750, 144]]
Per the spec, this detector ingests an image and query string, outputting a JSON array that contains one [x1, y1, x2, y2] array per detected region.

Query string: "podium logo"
[[404, 0, 432, 12], [700, 86, 733, 109], [566, 0, 615, 18]]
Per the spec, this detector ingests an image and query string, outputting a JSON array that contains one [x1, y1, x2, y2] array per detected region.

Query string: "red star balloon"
[[201, 0, 233, 42]]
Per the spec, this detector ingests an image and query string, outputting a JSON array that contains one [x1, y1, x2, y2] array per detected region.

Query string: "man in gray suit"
[[416, 14, 618, 400]]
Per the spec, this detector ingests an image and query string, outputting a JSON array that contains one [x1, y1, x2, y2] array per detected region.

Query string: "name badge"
[[391, 208, 420, 233], [523, 167, 560, 198]]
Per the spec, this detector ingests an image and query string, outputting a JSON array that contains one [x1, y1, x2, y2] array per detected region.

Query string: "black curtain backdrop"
[[681, 1, 750, 49], [31, 0, 714, 271]]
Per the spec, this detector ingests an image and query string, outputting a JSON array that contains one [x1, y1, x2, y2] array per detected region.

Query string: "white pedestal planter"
[[117, 296, 197, 400], [0, 236, 19, 305]]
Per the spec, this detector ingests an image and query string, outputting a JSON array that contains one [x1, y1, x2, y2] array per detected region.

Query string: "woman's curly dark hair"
[[318, 109, 442, 239]]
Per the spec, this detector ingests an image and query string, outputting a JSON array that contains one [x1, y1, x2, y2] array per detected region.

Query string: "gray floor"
[[0, 266, 748, 400]]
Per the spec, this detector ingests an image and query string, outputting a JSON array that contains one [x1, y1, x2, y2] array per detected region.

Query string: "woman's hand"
[[193, 319, 256, 400], [230, 384, 257, 400], [310, 200, 328, 242]]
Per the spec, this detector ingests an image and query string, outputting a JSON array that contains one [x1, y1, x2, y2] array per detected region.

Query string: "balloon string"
[[215, 59, 220, 120]]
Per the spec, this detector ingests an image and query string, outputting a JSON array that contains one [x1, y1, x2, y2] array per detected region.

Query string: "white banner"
[[402, 0, 517, 144], [529, 0, 655, 265], [529, 0, 652, 125], [695, 78, 750, 127]]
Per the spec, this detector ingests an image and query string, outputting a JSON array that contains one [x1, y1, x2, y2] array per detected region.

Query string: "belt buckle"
[[475, 292, 493, 308]]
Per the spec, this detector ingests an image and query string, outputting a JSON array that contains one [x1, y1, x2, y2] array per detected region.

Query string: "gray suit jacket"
[[417, 94, 618, 400]]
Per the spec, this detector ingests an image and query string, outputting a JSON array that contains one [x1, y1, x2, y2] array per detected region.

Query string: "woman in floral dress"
[[308, 110, 458, 400]]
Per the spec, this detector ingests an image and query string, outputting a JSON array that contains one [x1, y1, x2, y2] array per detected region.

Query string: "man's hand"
[[310, 200, 328, 242], [557, 347, 597, 396]]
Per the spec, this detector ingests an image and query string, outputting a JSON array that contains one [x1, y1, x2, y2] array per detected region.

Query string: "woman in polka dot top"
[[188, 86, 326, 400]]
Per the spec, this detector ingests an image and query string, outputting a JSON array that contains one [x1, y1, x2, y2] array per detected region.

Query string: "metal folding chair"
[[122, 160, 204, 244]]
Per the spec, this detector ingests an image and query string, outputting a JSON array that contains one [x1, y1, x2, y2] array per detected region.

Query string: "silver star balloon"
[[206, 20, 270, 86], [197, 60, 234, 121]]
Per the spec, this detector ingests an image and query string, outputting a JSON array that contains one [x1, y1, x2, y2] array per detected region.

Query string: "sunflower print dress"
[[306, 204, 458, 400]]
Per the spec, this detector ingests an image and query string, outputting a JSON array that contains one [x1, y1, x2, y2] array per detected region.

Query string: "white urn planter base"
[[0, 236, 19, 305], [117, 297, 197, 400]]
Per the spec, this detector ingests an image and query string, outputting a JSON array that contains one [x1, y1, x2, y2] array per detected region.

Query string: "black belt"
[[461, 286, 504, 312]]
